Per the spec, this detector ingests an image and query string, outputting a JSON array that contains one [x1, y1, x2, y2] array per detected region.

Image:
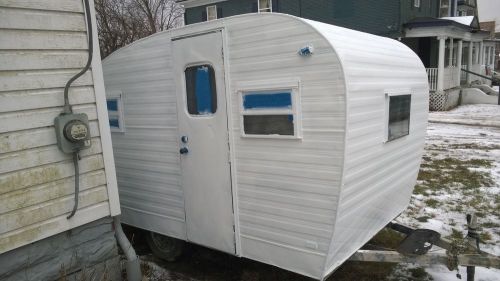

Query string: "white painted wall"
[[0, 0, 119, 254]]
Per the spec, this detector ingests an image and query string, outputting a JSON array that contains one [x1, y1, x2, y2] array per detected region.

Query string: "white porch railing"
[[426, 68, 437, 91], [426, 67, 460, 91]]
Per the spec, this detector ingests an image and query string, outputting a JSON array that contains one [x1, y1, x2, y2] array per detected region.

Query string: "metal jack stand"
[[349, 213, 500, 281]]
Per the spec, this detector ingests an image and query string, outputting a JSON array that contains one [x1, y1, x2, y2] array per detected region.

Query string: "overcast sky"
[[477, 0, 500, 30]]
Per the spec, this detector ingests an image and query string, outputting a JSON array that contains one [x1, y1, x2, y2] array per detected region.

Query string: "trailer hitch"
[[349, 214, 500, 281]]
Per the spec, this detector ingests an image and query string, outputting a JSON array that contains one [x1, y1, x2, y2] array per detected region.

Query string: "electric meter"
[[54, 113, 91, 153]]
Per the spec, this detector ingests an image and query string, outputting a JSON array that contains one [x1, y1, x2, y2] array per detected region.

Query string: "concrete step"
[[461, 88, 498, 105], [471, 84, 499, 96]]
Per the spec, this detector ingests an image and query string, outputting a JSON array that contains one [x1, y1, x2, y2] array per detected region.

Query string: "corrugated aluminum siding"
[[304, 20, 429, 277], [226, 15, 345, 279], [0, 0, 116, 254], [102, 35, 187, 239]]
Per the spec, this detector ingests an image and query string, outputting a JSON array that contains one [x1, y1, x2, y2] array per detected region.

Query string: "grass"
[[424, 198, 440, 208], [416, 216, 431, 222], [417, 157, 494, 193]]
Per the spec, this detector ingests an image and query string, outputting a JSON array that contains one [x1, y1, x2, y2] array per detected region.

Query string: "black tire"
[[146, 232, 184, 262]]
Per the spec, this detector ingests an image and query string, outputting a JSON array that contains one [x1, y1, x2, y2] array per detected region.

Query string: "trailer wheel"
[[146, 232, 184, 262]]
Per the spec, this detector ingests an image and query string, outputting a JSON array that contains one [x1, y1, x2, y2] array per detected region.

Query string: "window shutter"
[[217, 7, 223, 18], [272, 0, 279, 12], [202, 10, 207, 21], [251, 2, 258, 12]]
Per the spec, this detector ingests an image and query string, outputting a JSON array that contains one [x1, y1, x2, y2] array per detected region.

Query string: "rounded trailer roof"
[[299, 16, 429, 94]]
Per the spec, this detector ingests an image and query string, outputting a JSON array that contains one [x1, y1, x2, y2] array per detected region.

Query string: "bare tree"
[[95, 0, 183, 58]]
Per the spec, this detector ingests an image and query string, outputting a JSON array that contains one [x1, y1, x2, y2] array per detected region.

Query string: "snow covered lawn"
[[397, 105, 500, 281]]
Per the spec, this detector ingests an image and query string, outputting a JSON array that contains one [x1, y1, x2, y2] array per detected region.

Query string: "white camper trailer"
[[102, 13, 429, 280]]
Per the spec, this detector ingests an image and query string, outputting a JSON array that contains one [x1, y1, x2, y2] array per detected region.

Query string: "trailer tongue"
[[349, 213, 500, 281]]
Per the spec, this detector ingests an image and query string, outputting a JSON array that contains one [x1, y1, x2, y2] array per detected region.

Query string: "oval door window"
[[185, 64, 217, 115]]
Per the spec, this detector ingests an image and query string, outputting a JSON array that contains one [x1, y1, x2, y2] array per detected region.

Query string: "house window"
[[185, 65, 217, 115], [206, 5, 217, 21], [440, 0, 451, 17], [240, 89, 301, 138], [258, 0, 272, 12], [107, 93, 125, 132], [414, 0, 420, 8], [387, 94, 411, 141]]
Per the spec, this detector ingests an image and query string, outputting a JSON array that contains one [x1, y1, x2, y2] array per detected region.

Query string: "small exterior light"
[[298, 45, 314, 56]]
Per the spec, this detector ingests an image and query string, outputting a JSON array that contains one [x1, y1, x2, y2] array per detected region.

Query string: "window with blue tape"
[[241, 89, 298, 137], [107, 99, 118, 112], [109, 118, 120, 128], [106, 96, 124, 131], [185, 65, 217, 115], [243, 92, 292, 110]]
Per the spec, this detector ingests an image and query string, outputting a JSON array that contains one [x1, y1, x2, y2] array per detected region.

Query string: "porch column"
[[437, 36, 447, 93], [479, 41, 484, 66], [457, 40, 463, 84], [491, 47, 495, 66], [467, 41, 473, 84], [485, 46, 489, 65], [448, 38, 454, 66]]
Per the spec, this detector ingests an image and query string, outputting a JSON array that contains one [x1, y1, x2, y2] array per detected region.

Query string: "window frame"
[[206, 5, 217, 21], [385, 90, 411, 143], [414, 0, 420, 8], [257, 0, 272, 13], [106, 91, 125, 133], [238, 78, 302, 139]]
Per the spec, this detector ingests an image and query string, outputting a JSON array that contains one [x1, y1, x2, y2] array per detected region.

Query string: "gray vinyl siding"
[[0, 0, 115, 254]]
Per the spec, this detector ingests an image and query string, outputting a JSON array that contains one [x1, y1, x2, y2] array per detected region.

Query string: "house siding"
[[183, 0, 439, 38], [0, 0, 118, 256]]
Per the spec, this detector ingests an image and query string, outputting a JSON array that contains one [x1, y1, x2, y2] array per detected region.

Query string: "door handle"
[[179, 147, 189, 154]]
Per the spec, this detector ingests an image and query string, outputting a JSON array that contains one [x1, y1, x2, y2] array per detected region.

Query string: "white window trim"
[[257, 0, 272, 13], [107, 92, 125, 133], [206, 5, 217, 21], [414, 0, 421, 8], [237, 78, 302, 139], [384, 89, 411, 143]]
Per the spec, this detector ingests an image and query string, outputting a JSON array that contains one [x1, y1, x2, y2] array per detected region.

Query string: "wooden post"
[[479, 41, 484, 66], [448, 38, 454, 67], [467, 41, 473, 84], [457, 40, 463, 85], [437, 36, 447, 93]]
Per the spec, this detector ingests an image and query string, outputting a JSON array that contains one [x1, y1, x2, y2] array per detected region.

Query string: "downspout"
[[114, 217, 142, 281]]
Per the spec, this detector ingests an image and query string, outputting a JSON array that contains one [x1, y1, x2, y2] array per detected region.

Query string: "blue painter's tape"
[[243, 92, 292, 109], [107, 99, 118, 111], [195, 66, 212, 114], [109, 118, 119, 128]]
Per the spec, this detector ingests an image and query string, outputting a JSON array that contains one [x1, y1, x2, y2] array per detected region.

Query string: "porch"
[[404, 17, 493, 93]]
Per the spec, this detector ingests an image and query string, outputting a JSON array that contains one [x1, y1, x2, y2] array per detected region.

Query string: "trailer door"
[[172, 30, 235, 254]]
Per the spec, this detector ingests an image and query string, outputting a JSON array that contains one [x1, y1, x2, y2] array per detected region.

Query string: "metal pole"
[[466, 214, 479, 281]]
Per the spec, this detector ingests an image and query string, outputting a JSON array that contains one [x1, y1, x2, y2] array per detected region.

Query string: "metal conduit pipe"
[[113, 216, 142, 281]]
